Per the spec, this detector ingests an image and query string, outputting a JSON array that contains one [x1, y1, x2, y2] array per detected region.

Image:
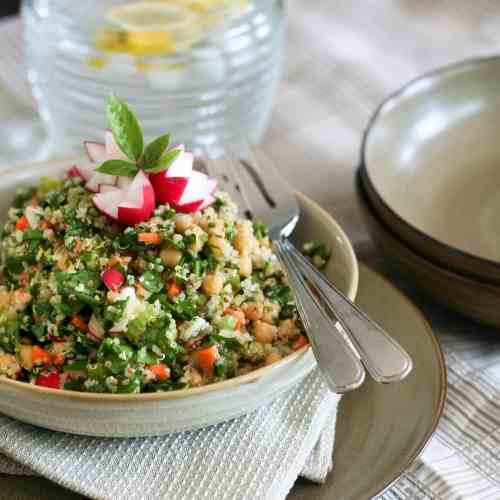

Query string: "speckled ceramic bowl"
[[0, 158, 358, 437], [360, 56, 500, 284]]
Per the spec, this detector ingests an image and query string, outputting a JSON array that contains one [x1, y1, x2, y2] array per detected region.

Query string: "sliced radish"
[[177, 170, 209, 205], [93, 189, 124, 220], [84, 141, 107, 164], [67, 166, 81, 178], [116, 176, 133, 190], [92, 170, 156, 225], [173, 171, 217, 213], [117, 171, 156, 225], [149, 147, 193, 205], [150, 176, 189, 205], [199, 194, 216, 210], [88, 314, 105, 342], [85, 171, 117, 193], [166, 147, 191, 178], [74, 160, 95, 181], [175, 199, 205, 213], [101, 268, 125, 291], [35, 371, 61, 389], [105, 129, 128, 160], [99, 184, 121, 194]]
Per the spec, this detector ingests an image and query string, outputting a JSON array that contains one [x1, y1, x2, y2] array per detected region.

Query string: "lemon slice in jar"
[[103, 2, 203, 55], [106, 2, 199, 32]]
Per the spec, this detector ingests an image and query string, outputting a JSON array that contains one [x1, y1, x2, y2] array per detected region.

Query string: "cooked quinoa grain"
[[0, 175, 308, 392]]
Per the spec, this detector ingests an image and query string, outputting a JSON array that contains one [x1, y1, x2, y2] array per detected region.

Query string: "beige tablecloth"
[[2, 2, 500, 498]]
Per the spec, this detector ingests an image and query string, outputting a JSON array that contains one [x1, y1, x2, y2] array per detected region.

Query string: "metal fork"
[[203, 152, 366, 393], [204, 147, 412, 389]]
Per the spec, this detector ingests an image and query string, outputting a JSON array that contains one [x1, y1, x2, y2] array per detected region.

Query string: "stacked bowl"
[[357, 57, 500, 328]]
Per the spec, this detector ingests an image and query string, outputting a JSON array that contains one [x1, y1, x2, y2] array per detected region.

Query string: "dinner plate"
[[0, 264, 446, 500], [360, 56, 500, 284], [290, 264, 446, 500]]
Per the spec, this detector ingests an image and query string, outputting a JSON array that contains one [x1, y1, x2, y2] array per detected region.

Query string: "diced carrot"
[[136, 282, 147, 298], [138, 232, 162, 245], [15, 215, 29, 231], [107, 254, 130, 267], [74, 239, 82, 253], [147, 363, 170, 381], [225, 308, 246, 331], [56, 259, 67, 271], [196, 346, 218, 377], [40, 220, 52, 230], [53, 352, 65, 367], [167, 279, 182, 298], [292, 335, 309, 351], [70, 315, 88, 332], [32, 345, 52, 366]]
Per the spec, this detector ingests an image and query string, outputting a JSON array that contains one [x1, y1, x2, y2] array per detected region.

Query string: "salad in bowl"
[[0, 96, 309, 394]]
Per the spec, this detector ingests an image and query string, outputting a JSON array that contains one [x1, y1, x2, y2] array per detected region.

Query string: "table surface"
[[3, 1, 500, 498]]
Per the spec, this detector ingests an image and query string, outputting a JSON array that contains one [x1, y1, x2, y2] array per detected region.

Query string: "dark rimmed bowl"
[[360, 56, 500, 285], [357, 173, 500, 328]]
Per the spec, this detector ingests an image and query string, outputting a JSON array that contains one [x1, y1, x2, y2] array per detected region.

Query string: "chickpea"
[[278, 319, 300, 339], [175, 214, 193, 233], [19, 344, 33, 370], [132, 258, 148, 272], [12, 290, 32, 311], [234, 224, 254, 254], [160, 247, 182, 268], [252, 320, 278, 344], [0, 353, 20, 378], [207, 219, 224, 237], [265, 352, 282, 366], [0, 291, 10, 308], [187, 226, 205, 254], [239, 252, 252, 278], [208, 235, 226, 261], [262, 302, 281, 324], [202, 273, 224, 295], [190, 367, 203, 387], [242, 302, 264, 321]]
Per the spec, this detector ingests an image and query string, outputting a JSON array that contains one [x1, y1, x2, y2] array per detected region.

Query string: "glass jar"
[[22, 0, 284, 156]]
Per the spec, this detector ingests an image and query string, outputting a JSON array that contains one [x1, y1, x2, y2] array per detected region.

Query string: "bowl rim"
[[0, 165, 358, 401], [360, 55, 500, 279]]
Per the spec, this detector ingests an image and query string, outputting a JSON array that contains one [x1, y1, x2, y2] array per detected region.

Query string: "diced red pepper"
[[101, 268, 125, 291], [35, 371, 61, 389], [293, 335, 309, 351]]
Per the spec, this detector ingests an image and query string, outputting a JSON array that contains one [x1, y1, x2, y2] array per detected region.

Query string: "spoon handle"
[[274, 239, 365, 393], [284, 239, 412, 383]]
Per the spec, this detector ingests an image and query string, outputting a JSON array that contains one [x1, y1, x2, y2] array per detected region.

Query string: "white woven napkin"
[[0, 369, 340, 500]]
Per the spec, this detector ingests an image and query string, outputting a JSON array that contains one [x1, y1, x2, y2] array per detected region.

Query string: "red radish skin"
[[150, 175, 189, 205], [175, 199, 205, 214], [101, 268, 125, 291], [92, 170, 156, 225], [35, 371, 61, 389], [67, 166, 81, 178], [117, 183, 155, 225]]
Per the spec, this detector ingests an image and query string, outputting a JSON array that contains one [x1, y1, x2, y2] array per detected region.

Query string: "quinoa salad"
[[0, 97, 331, 394], [0, 176, 315, 393]]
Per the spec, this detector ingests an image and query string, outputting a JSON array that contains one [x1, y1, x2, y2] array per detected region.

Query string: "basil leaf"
[[106, 95, 144, 161], [143, 134, 171, 168], [96, 160, 139, 178], [143, 147, 181, 173]]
